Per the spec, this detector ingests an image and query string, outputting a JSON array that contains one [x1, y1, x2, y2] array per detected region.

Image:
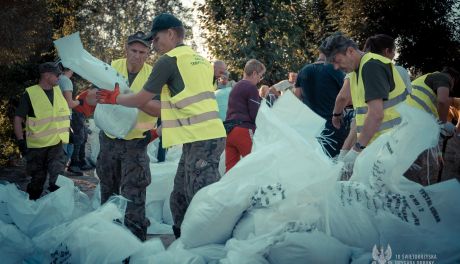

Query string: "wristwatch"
[[354, 142, 366, 151]]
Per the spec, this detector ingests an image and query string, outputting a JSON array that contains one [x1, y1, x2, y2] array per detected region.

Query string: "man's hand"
[[96, 83, 120, 104], [17, 139, 27, 156], [332, 113, 343, 129]]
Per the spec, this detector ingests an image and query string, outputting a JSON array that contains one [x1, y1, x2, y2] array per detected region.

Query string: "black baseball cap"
[[39, 62, 62, 75], [144, 13, 183, 41], [127, 31, 151, 47]]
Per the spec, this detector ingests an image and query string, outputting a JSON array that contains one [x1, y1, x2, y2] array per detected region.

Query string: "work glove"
[[17, 139, 27, 156], [440, 122, 456, 138], [143, 129, 159, 143], [340, 149, 360, 180], [96, 83, 120, 104], [337, 149, 349, 162]]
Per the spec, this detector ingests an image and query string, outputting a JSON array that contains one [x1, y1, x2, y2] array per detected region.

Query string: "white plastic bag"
[[181, 92, 340, 248], [6, 175, 75, 237], [0, 219, 35, 263], [54, 32, 138, 138], [33, 196, 142, 264]]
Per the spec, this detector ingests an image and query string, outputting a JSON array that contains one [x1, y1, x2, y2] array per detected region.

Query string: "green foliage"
[[324, 0, 460, 73], [0, 101, 19, 166], [198, 0, 326, 84], [76, 0, 193, 63]]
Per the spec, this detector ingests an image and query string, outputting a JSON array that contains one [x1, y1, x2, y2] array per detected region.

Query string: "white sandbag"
[[0, 219, 35, 264], [94, 104, 138, 138], [54, 32, 138, 138], [6, 175, 75, 237], [87, 119, 100, 166], [232, 210, 256, 240], [147, 161, 177, 202], [130, 238, 165, 264], [324, 104, 460, 259], [33, 196, 142, 264], [267, 231, 353, 264], [149, 240, 206, 264], [162, 195, 173, 225], [146, 200, 173, 234], [222, 222, 313, 264], [181, 92, 340, 248], [147, 139, 159, 163]]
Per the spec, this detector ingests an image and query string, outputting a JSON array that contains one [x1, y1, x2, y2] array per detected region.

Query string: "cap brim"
[[127, 39, 150, 48], [143, 31, 157, 41]]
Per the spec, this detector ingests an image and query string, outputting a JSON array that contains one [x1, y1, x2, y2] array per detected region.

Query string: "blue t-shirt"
[[58, 75, 73, 92], [215, 87, 232, 121], [295, 62, 345, 119]]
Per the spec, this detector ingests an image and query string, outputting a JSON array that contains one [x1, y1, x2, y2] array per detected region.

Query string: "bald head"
[[214, 60, 227, 78]]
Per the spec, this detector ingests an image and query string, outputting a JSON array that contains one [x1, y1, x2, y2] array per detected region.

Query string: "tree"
[[324, 0, 460, 74], [76, 0, 193, 63], [198, 0, 322, 84]]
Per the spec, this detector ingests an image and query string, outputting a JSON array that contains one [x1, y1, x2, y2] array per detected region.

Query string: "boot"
[[172, 225, 181, 239]]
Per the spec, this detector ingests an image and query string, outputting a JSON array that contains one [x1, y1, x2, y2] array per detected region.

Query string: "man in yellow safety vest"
[[14, 62, 70, 200]]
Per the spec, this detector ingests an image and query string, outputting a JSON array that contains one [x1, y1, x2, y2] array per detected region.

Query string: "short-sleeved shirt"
[[357, 59, 395, 102], [296, 62, 345, 119], [143, 45, 186, 97], [225, 80, 261, 130], [424, 72, 451, 95], [58, 75, 73, 92], [15, 87, 54, 118]]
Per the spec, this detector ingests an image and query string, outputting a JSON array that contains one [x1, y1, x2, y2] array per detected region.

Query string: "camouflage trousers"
[[404, 147, 440, 186], [170, 137, 225, 227], [96, 132, 151, 241], [25, 142, 66, 200]]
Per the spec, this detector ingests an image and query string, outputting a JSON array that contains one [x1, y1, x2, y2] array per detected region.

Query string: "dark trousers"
[[170, 137, 225, 228], [96, 132, 151, 241], [25, 143, 66, 200]]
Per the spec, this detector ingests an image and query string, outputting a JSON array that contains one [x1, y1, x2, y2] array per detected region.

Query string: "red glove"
[[74, 90, 96, 117], [147, 129, 159, 143], [96, 83, 120, 104]]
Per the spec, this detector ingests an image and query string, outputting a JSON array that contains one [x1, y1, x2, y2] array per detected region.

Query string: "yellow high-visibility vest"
[[25, 85, 70, 148], [349, 53, 409, 143], [410, 73, 439, 118], [106, 58, 158, 140], [160, 46, 226, 148]]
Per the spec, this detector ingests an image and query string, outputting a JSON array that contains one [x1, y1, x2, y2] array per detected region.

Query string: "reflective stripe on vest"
[[162, 111, 220, 128], [355, 89, 408, 115], [350, 53, 407, 143], [160, 46, 226, 147], [161, 91, 216, 109], [107, 59, 157, 140], [356, 117, 402, 133], [27, 127, 70, 139], [412, 85, 437, 106], [409, 73, 439, 118], [25, 85, 70, 148], [26, 115, 70, 127]]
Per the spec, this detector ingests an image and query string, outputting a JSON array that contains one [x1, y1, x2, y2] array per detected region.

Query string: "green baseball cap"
[[144, 13, 183, 41]]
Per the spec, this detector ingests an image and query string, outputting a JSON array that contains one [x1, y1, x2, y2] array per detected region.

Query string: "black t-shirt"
[[128, 72, 139, 86], [143, 46, 186, 97], [15, 88, 54, 118], [295, 62, 345, 119], [356, 59, 395, 102], [424, 72, 451, 95]]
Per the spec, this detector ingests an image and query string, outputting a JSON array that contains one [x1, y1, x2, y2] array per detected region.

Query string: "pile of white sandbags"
[[150, 92, 460, 263]]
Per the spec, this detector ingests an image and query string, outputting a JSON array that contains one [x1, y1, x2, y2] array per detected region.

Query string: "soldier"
[[96, 13, 226, 238], [14, 62, 70, 200], [96, 31, 160, 241]]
